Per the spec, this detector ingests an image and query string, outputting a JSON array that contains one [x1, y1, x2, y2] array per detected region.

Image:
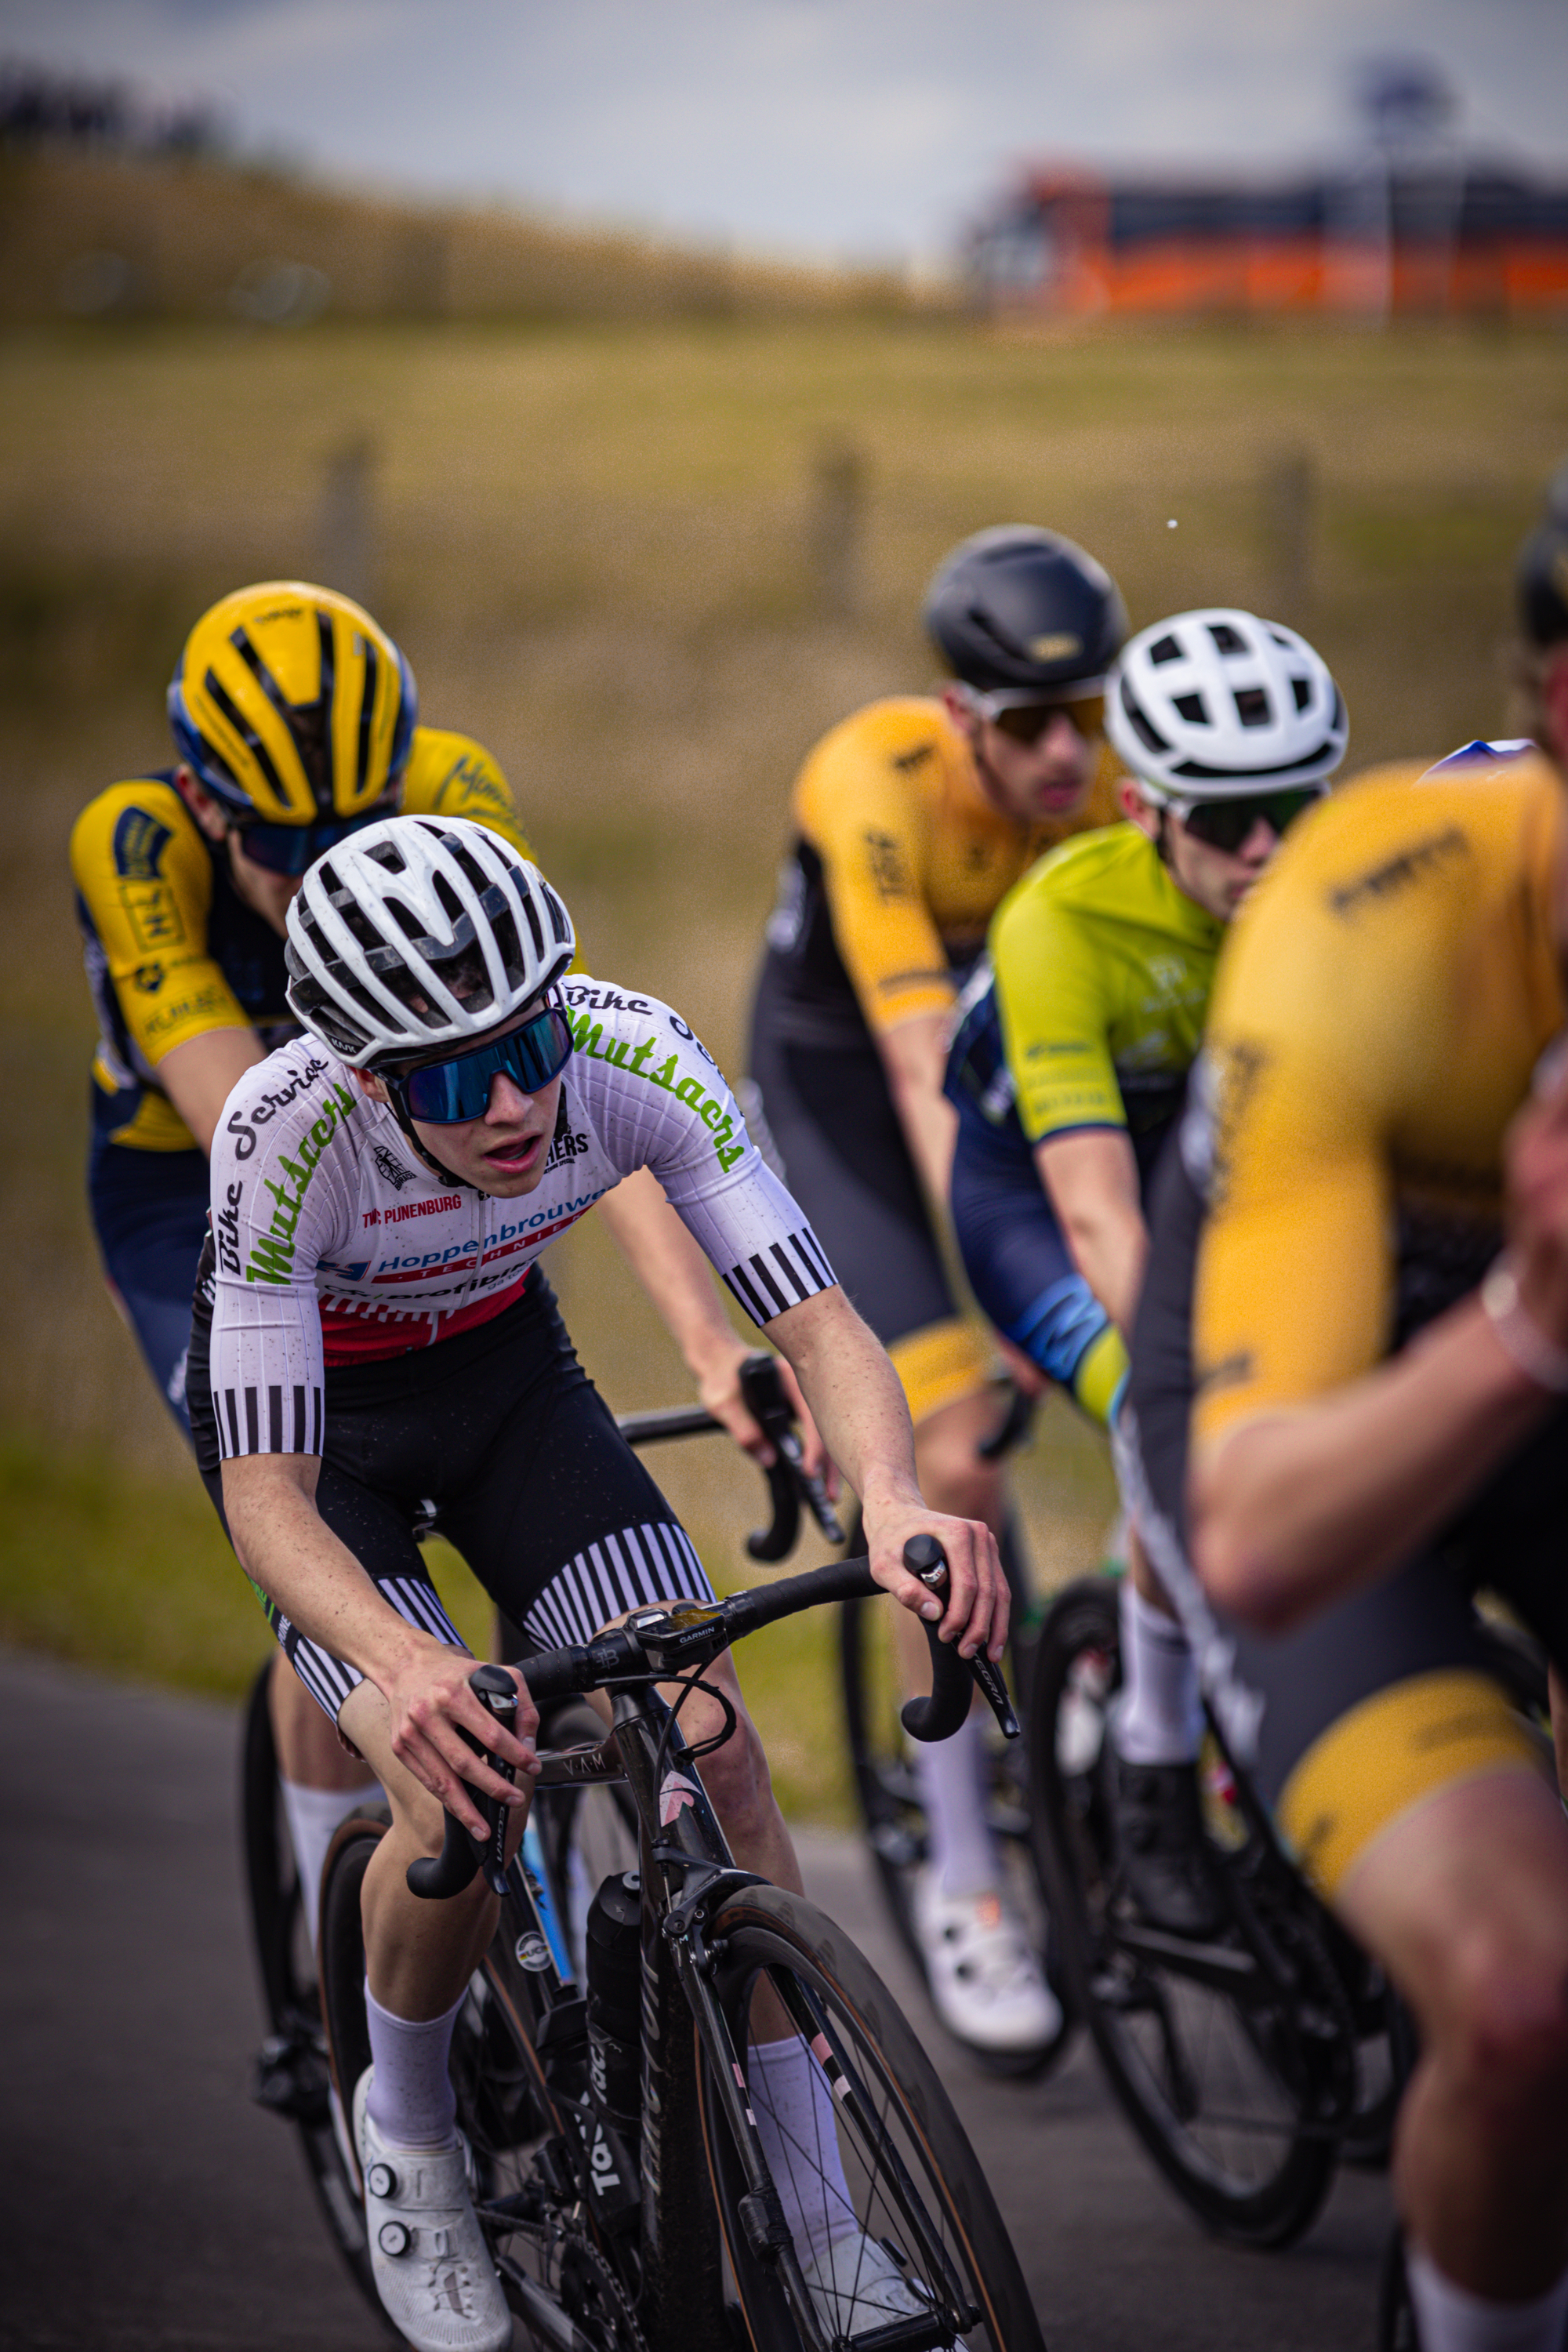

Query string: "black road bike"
[[238, 1356, 838, 2308], [1029, 1573, 1552, 2252], [319, 1546, 1045, 2352]]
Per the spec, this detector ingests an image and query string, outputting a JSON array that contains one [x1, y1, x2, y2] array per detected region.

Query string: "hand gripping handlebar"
[[406, 1540, 1018, 1900]]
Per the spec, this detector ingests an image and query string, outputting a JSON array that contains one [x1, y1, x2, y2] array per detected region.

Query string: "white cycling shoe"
[[800, 2230, 966, 2347], [913, 1873, 1062, 2056], [354, 2068, 512, 2352]]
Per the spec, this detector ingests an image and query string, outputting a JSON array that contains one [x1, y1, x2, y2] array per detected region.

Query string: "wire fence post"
[[1264, 448, 1314, 623], [810, 437, 866, 620], [317, 433, 378, 609]]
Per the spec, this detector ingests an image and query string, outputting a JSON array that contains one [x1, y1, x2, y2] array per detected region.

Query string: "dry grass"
[[0, 148, 921, 325], [0, 306, 1560, 1809]]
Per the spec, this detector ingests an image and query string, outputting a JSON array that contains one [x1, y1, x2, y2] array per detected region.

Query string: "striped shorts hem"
[[278, 1519, 717, 1722]]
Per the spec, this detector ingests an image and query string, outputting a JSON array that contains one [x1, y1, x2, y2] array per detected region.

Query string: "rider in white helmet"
[[191, 814, 1005, 2352], [946, 610, 1345, 1931]]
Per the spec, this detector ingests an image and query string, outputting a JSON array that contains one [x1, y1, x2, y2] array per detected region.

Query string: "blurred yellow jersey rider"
[[71, 579, 535, 1444]]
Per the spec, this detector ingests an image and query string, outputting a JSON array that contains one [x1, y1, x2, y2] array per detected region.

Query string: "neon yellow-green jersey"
[[974, 822, 1224, 1147]]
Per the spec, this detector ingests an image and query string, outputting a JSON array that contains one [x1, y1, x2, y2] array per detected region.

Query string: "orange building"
[[967, 163, 1568, 321]]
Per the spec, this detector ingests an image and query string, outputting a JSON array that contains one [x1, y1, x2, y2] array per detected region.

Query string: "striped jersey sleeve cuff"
[[720, 1224, 836, 1326], [216, 1382, 325, 1459]]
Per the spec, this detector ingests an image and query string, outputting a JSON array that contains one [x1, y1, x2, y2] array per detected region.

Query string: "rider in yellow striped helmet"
[[166, 580, 418, 852]]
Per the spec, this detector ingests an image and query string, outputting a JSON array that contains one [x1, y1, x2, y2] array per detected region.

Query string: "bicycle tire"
[[837, 1515, 1066, 2080], [697, 1882, 1048, 2352], [238, 1664, 405, 2323], [1029, 1577, 1341, 2248], [240, 1659, 299, 2031]]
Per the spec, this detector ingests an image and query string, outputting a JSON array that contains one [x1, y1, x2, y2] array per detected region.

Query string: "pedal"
[[251, 2031, 330, 2127]]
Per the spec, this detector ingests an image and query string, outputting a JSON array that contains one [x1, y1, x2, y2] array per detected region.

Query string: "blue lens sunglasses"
[[385, 1002, 575, 1126]]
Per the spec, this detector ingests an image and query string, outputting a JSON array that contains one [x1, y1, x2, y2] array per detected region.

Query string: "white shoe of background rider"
[[354, 2067, 511, 2352], [800, 2228, 968, 2347], [913, 1872, 1062, 2053]]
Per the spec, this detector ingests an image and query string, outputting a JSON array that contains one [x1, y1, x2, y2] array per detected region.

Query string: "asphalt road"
[[0, 1648, 1390, 2351]]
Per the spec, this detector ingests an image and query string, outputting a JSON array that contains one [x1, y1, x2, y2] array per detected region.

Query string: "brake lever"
[[899, 1533, 1019, 1743], [739, 1353, 845, 1558], [405, 1664, 518, 1900]]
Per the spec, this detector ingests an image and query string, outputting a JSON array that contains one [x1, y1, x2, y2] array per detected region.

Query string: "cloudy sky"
[[9, 0, 1568, 266]]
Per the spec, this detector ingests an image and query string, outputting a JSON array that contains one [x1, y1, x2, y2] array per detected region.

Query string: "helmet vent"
[[1148, 634, 1181, 666], [447, 840, 490, 895], [1290, 677, 1312, 712], [1120, 679, 1169, 753], [285, 815, 577, 1067], [489, 906, 524, 987], [1208, 622, 1247, 655], [1233, 688, 1272, 728], [1174, 692, 1208, 724]]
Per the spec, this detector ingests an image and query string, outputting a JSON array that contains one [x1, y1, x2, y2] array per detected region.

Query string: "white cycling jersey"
[[205, 977, 835, 1459]]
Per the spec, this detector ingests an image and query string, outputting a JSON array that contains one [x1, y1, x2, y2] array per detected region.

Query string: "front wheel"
[[697, 1882, 1047, 2352], [1029, 1579, 1345, 2249]]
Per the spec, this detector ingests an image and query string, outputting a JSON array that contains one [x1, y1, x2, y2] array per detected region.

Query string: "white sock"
[[914, 1717, 996, 1899], [748, 2035, 858, 2267], [1406, 2245, 1568, 2352], [279, 1774, 379, 1947], [363, 1981, 464, 2149], [1114, 1581, 1203, 1766]]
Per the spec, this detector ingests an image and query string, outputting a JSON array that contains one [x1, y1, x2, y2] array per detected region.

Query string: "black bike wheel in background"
[[837, 1515, 1067, 2081], [303, 1811, 403, 2331], [240, 1663, 405, 2324], [698, 1882, 1048, 2352], [1029, 1577, 1342, 2249]]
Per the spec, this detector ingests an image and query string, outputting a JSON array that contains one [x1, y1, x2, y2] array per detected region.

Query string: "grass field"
[[1, 306, 1562, 1815]]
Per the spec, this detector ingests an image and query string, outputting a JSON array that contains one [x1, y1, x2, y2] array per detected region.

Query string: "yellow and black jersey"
[[1191, 753, 1566, 1450], [758, 696, 1122, 1046], [72, 727, 532, 1153]]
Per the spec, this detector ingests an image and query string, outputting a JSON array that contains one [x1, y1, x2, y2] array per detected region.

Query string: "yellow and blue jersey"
[[72, 727, 531, 1153]]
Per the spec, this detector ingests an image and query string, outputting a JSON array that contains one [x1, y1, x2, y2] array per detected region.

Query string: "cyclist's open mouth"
[[484, 1130, 546, 1174]]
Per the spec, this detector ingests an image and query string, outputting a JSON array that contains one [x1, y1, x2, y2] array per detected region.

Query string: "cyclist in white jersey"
[[189, 815, 1004, 2352]]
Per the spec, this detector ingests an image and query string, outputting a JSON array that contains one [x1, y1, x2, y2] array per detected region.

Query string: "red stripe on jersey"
[[319, 1265, 535, 1363]]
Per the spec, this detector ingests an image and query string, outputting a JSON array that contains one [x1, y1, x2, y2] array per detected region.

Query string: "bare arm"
[[1035, 1127, 1147, 1334], [1192, 1304, 1550, 1633], [221, 1452, 536, 1834], [764, 1285, 1006, 1661], [596, 1167, 825, 1472], [157, 1026, 269, 1155], [877, 1011, 957, 1212], [1192, 1072, 1568, 1634]]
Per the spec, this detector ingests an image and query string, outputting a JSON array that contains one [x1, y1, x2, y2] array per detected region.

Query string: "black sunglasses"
[[1169, 787, 1323, 855], [233, 811, 384, 877]]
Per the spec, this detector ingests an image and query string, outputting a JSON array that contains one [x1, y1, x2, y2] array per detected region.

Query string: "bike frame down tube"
[[610, 1681, 734, 2352]]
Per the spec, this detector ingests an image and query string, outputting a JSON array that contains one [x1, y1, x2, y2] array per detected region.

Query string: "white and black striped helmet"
[[285, 815, 575, 1065], [1107, 609, 1347, 800]]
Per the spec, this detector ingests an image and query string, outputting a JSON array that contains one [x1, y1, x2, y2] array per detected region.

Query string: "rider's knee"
[[690, 1700, 775, 1838], [914, 1411, 1002, 1528], [1432, 1914, 1568, 2124]]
